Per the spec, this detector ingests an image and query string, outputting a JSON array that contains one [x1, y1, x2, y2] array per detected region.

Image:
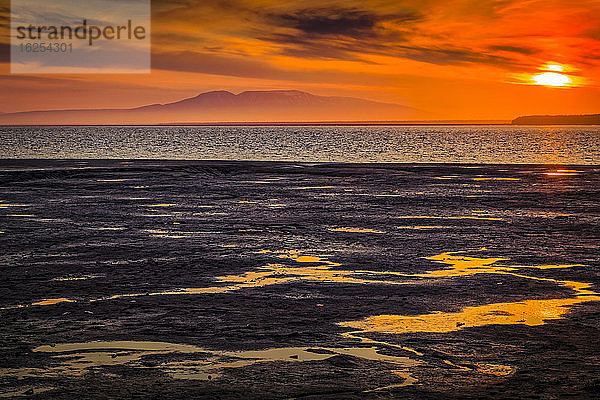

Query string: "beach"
[[1, 160, 599, 398]]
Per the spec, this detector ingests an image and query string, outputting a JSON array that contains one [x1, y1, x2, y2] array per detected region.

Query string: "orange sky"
[[1, 0, 600, 120]]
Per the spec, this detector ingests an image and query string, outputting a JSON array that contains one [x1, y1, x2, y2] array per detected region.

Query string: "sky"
[[1, 0, 600, 120]]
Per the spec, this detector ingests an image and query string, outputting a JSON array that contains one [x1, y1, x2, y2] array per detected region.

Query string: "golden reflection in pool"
[[94, 250, 414, 303], [421, 252, 589, 294], [0, 203, 30, 208], [273, 249, 342, 267], [396, 226, 447, 230], [21, 248, 599, 343], [475, 363, 515, 377], [266, 203, 286, 208], [0, 387, 54, 397], [339, 295, 600, 335], [330, 227, 385, 234], [0, 341, 419, 386], [294, 186, 335, 189], [144, 229, 186, 239], [419, 252, 511, 278], [396, 215, 503, 221], [12, 250, 600, 388], [472, 177, 520, 181], [32, 298, 74, 306], [213, 262, 406, 288], [97, 251, 409, 302], [544, 170, 581, 176], [339, 251, 599, 335]]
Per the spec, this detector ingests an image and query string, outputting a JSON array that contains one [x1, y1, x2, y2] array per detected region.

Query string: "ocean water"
[[0, 125, 599, 163]]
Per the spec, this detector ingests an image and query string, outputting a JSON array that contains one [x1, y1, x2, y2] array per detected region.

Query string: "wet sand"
[[0, 160, 599, 398]]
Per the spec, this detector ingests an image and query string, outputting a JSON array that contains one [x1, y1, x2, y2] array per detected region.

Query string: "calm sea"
[[1, 125, 598, 163]]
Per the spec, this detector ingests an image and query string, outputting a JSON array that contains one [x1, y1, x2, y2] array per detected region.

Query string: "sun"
[[531, 72, 572, 87]]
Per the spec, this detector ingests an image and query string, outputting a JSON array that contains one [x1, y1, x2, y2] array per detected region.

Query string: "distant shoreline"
[[512, 114, 600, 125]]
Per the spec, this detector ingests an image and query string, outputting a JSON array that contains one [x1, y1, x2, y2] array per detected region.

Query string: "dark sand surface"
[[1, 160, 599, 399]]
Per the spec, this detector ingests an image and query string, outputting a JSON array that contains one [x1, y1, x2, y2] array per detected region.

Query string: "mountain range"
[[0, 90, 415, 125]]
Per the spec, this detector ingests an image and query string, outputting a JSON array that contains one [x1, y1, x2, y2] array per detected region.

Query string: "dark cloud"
[[489, 45, 538, 55], [255, 5, 520, 67], [262, 31, 513, 67], [252, 6, 422, 62], [150, 1, 572, 70], [276, 7, 421, 39], [148, 2, 530, 68]]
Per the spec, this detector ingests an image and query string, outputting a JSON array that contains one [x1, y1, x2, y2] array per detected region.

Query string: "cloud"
[[4, 0, 600, 88], [150, 49, 413, 87], [259, 23, 516, 67], [391, 45, 513, 66], [275, 7, 422, 38], [241, 3, 534, 68], [585, 27, 600, 41], [262, 32, 514, 66], [151, 50, 290, 79], [255, 32, 373, 62], [146, 0, 600, 71], [488, 45, 538, 55]]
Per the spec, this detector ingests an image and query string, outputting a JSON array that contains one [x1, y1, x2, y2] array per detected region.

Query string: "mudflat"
[[1, 160, 599, 399]]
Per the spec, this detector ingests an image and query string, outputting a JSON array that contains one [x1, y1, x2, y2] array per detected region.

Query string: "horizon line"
[[0, 120, 515, 127], [2, 121, 600, 127]]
